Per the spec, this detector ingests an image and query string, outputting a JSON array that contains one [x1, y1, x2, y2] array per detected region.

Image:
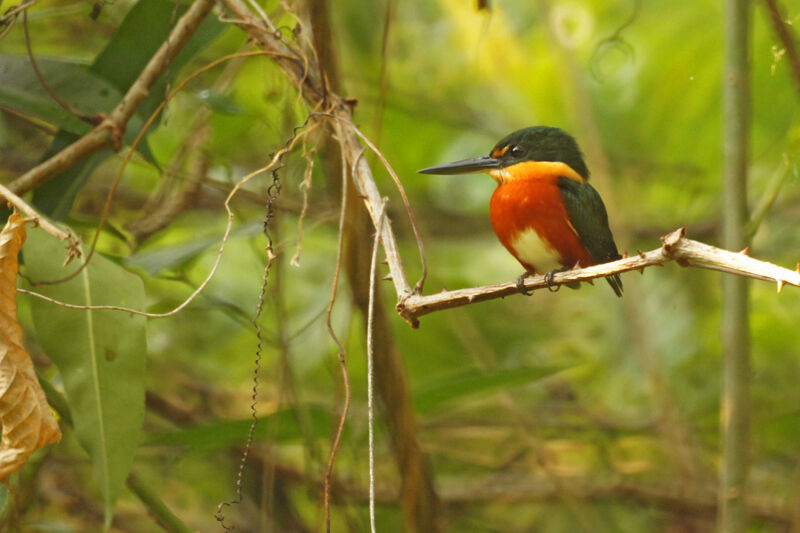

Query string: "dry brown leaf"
[[0, 213, 61, 482]]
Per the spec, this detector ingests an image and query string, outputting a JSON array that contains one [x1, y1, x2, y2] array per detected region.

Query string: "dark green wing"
[[557, 178, 623, 297]]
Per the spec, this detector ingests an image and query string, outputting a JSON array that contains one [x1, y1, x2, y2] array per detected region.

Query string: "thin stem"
[[719, 0, 751, 531], [322, 137, 354, 533], [366, 200, 388, 533], [762, 0, 800, 96], [126, 474, 192, 533]]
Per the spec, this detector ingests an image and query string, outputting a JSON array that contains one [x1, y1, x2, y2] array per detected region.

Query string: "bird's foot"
[[544, 266, 571, 293], [516, 272, 533, 296]]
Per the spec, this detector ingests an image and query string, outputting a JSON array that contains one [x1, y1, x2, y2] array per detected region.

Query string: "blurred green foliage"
[[1, 0, 799, 531]]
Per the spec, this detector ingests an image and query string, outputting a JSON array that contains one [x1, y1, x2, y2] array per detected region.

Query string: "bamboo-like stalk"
[[719, 0, 751, 531]]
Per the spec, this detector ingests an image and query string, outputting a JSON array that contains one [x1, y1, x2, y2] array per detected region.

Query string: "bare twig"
[[319, 113, 427, 293], [396, 228, 800, 325], [8, 0, 216, 196], [0, 0, 36, 40], [218, 0, 324, 100], [0, 0, 35, 24], [290, 148, 314, 266], [322, 138, 354, 533], [330, 119, 413, 298], [0, 183, 80, 260], [218, 0, 425, 307], [366, 199, 388, 533]]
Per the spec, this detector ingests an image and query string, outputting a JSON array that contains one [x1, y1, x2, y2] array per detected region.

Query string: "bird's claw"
[[516, 273, 532, 296], [544, 269, 561, 292]]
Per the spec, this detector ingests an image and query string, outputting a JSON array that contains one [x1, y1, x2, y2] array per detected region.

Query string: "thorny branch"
[[396, 228, 800, 326], [215, 0, 798, 335]]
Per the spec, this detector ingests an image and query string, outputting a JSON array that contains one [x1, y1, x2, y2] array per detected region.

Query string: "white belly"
[[510, 228, 563, 273]]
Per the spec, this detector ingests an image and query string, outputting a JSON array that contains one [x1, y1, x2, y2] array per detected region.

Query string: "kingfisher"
[[418, 126, 623, 297]]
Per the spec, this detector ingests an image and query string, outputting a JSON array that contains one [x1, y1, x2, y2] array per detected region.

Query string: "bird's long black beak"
[[417, 155, 501, 175]]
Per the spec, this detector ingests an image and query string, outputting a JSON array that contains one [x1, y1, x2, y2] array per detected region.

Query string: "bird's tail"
[[606, 274, 623, 297]]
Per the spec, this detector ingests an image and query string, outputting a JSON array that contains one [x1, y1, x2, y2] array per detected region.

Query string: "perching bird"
[[418, 126, 623, 297]]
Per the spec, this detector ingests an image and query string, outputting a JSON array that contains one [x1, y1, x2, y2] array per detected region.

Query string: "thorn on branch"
[[382, 274, 393, 281], [739, 246, 750, 255], [660, 227, 686, 252], [777, 280, 785, 293]]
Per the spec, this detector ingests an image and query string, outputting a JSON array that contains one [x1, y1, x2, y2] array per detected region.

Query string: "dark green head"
[[418, 126, 590, 181]]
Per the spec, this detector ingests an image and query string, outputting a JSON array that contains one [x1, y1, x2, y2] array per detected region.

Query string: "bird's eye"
[[509, 145, 524, 157]]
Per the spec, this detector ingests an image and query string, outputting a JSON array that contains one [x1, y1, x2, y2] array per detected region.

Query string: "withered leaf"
[[0, 214, 61, 482]]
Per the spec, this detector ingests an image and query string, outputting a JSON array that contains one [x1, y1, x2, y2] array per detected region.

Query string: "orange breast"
[[489, 177, 595, 273]]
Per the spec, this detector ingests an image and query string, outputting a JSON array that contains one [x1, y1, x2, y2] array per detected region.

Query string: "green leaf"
[[23, 227, 147, 529], [146, 406, 331, 450], [0, 55, 140, 137], [90, 0, 225, 123], [413, 364, 571, 414], [32, 0, 225, 219], [194, 89, 245, 116], [32, 132, 113, 220], [125, 220, 263, 276]]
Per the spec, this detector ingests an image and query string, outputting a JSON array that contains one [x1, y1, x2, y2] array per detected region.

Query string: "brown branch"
[[0, 183, 80, 260], [763, 0, 800, 96], [331, 119, 414, 298], [218, 0, 323, 100], [219, 0, 422, 308], [397, 228, 800, 325], [297, 4, 441, 531], [126, 134, 209, 245], [222, 459, 792, 528], [7, 0, 216, 196], [0, 0, 36, 40], [438, 475, 790, 527]]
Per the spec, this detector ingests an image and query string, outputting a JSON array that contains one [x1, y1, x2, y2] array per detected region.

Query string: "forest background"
[[1, 0, 799, 532]]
